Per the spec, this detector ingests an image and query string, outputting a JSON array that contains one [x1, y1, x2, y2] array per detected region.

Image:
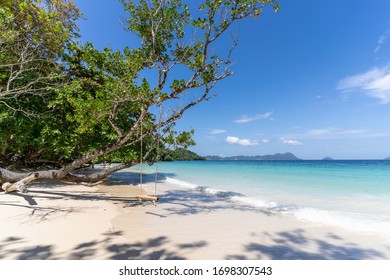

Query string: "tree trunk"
[[0, 159, 138, 189], [2, 173, 39, 193], [0, 168, 58, 183]]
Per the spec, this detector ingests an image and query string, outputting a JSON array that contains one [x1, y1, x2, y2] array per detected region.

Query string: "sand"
[[1, 173, 390, 260], [0, 182, 126, 259]]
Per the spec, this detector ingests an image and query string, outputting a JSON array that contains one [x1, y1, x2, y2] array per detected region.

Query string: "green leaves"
[[163, 129, 195, 149], [122, 0, 190, 60], [1, 0, 279, 171], [2, 0, 80, 58]]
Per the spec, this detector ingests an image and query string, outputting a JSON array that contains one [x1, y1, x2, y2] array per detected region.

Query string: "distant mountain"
[[384, 157, 390, 160], [204, 155, 223, 161], [322, 157, 334, 160], [205, 152, 301, 161]]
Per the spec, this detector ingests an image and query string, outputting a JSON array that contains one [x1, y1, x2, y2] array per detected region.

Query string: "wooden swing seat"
[[136, 194, 159, 202]]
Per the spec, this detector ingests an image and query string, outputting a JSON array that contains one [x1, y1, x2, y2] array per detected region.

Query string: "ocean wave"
[[164, 176, 390, 236], [293, 207, 390, 234]]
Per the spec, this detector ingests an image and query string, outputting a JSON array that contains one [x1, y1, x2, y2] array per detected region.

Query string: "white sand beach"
[[0, 183, 126, 259], [1, 175, 390, 260]]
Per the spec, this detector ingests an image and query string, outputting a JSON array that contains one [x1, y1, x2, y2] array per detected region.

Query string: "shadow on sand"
[[1, 170, 389, 260], [0, 229, 386, 260], [0, 232, 186, 260]]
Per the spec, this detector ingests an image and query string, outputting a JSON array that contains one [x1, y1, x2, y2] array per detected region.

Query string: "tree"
[[0, 0, 279, 192], [0, 0, 80, 113]]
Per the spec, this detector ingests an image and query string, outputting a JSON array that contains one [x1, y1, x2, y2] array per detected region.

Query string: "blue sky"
[[75, 0, 390, 159]]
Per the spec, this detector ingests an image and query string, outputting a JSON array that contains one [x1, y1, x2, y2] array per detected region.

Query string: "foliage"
[[0, 0, 279, 183], [0, 0, 81, 167], [0, 0, 80, 109]]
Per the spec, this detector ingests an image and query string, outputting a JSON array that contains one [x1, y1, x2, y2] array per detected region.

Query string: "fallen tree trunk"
[[0, 168, 58, 183], [0, 159, 138, 189], [2, 173, 39, 193], [0, 140, 152, 191]]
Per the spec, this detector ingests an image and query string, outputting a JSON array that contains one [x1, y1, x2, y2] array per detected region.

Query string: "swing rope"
[[139, 114, 143, 195], [136, 104, 162, 205], [154, 103, 163, 196]]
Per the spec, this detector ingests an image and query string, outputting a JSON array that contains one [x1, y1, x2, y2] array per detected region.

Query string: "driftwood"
[[1, 173, 39, 193]]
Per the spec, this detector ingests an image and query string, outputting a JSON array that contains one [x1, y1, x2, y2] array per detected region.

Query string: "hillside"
[[322, 157, 334, 160], [161, 148, 206, 161]]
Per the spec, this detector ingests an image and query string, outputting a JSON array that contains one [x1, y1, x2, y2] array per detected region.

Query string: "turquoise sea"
[[131, 160, 390, 235]]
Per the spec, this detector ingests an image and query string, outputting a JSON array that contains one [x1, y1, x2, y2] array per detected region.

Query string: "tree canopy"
[[0, 0, 279, 191]]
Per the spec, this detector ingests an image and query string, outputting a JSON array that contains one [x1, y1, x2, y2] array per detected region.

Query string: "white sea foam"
[[164, 177, 199, 189], [164, 176, 390, 236], [230, 195, 279, 209], [292, 207, 390, 235]]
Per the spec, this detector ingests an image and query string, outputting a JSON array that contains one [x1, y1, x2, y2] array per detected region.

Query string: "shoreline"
[[106, 179, 390, 260], [1, 174, 390, 259]]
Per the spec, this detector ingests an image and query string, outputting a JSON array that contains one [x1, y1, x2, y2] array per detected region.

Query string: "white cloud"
[[374, 30, 390, 54], [209, 129, 227, 135], [306, 127, 336, 137], [233, 112, 273, 124], [262, 139, 270, 143], [225, 136, 259, 146], [338, 129, 368, 135], [279, 137, 302, 145], [338, 66, 390, 104], [304, 127, 388, 139]]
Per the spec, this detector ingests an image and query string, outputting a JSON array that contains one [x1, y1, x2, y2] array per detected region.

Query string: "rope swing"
[[154, 103, 163, 197], [135, 105, 162, 206]]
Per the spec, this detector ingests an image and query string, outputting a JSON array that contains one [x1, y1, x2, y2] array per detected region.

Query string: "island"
[[322, 157, 334, 160], [161, 148, 206, 161]]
